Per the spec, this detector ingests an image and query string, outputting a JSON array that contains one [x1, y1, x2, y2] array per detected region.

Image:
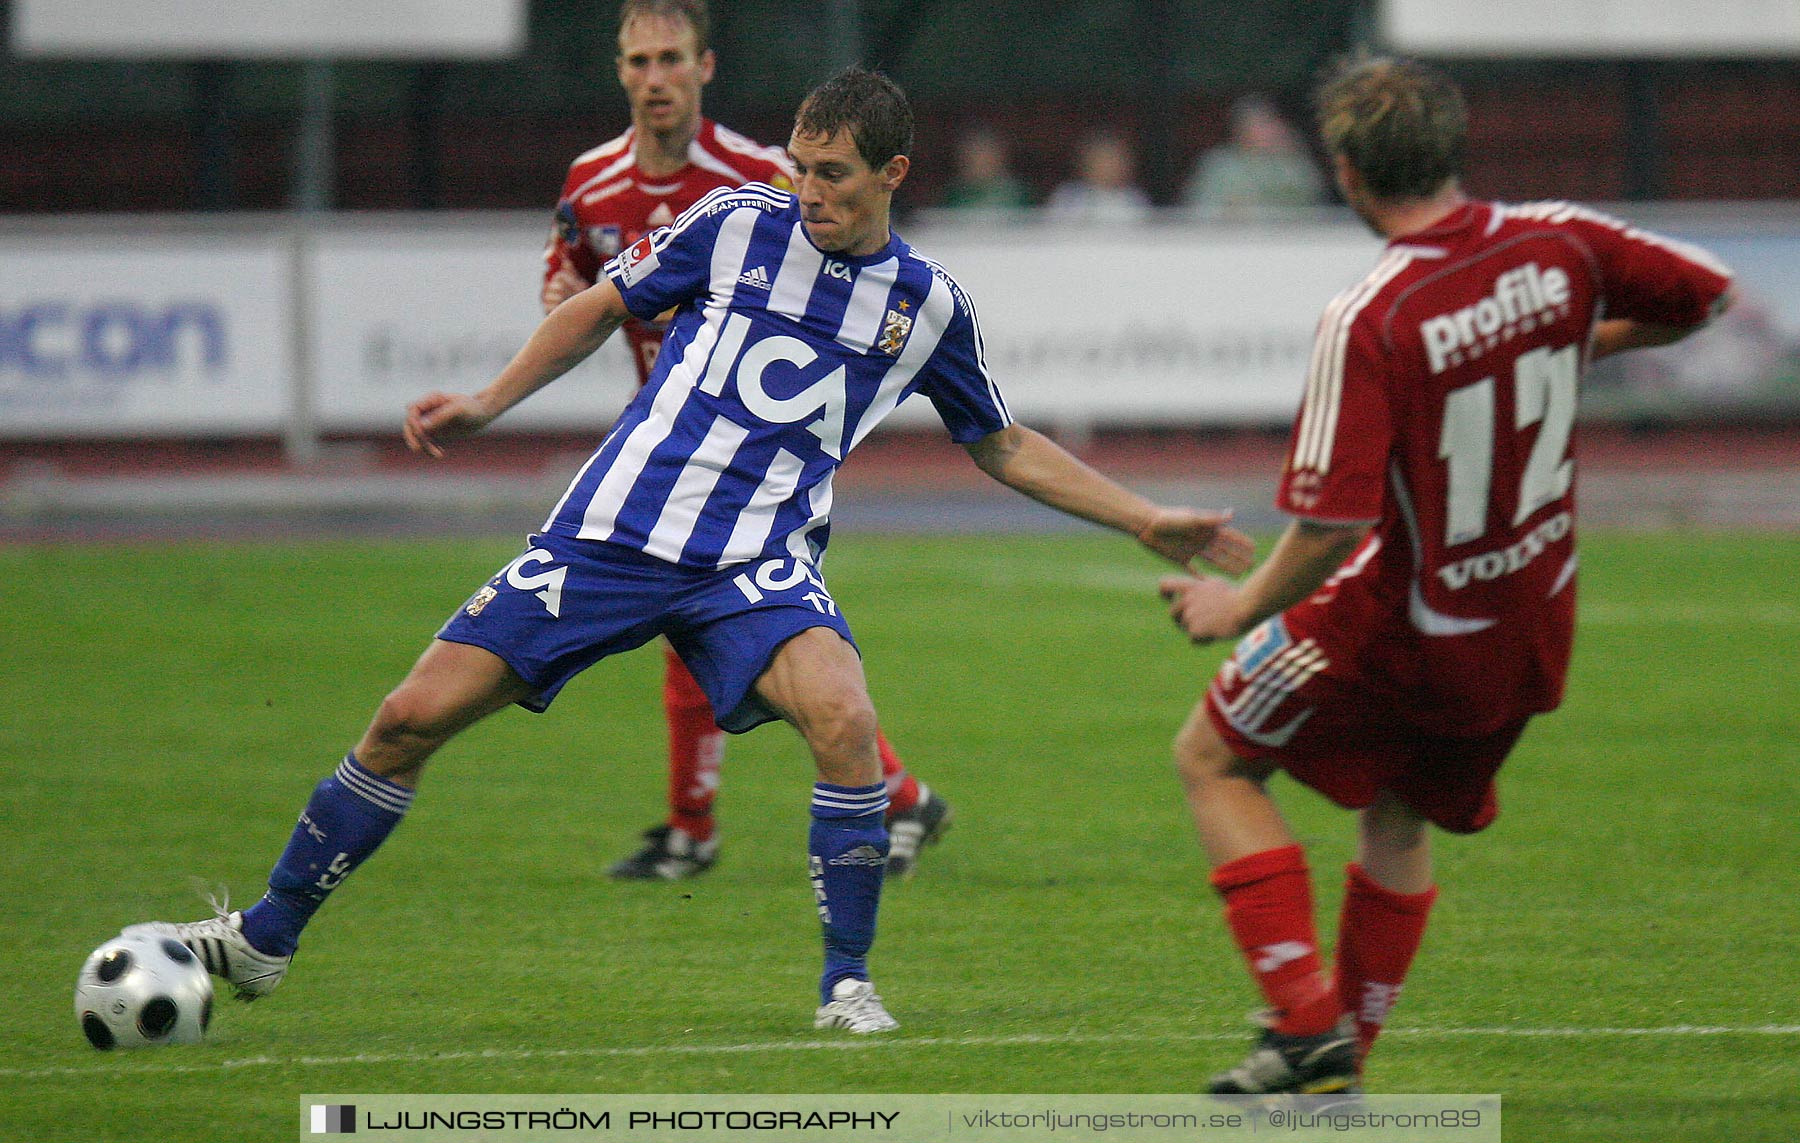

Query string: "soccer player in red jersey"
[[543, 0, 950, 881], [1158, 53, 1736, 1094]]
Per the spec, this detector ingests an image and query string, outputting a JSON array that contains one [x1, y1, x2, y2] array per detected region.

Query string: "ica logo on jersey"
[[698, 313, 849, 456], [732, 557, 838, 615], [1421, 262, 1572, 374], [504, 548, 567, 617]]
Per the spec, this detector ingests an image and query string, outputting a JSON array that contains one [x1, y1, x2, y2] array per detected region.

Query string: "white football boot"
[[125, 907, 291, 1002], [813, 978, 899, 1033]]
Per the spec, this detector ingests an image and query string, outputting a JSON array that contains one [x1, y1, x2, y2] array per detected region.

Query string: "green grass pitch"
[[2, 530, 1796, 1141]]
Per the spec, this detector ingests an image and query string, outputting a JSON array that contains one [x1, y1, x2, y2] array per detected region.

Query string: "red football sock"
[[1333, 862, 1437, 1062], [1210, 845, 1339, 1036], [662, 646, 723, 843], [877, 730, 919, 814]]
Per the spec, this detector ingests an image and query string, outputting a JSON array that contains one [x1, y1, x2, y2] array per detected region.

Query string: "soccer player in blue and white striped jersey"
[[134, 69, 1252, 1035]]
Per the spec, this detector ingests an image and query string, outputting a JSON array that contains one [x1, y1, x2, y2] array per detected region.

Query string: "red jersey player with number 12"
[[1159, 54, 1734, 1094], [542, 0, 950, 881]]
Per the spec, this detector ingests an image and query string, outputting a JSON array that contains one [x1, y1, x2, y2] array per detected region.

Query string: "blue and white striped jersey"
[[541, 183, 1013, 569]]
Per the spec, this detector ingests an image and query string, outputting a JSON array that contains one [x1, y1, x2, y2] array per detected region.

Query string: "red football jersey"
[[1277, 201, 1732, 733], [543, 118, 794, 382]]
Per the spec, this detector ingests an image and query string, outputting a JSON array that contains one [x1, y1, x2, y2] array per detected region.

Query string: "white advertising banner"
[[0, 237, 291, 437], [14, 211, 1784, 441], [907, 223, 1383, 426], [13, 0, 527, 59], [1381, 0, 1800, 56], [309, 220, 1379, 435], [0, 218, 1385, 439], [309, 222, 637, 433]]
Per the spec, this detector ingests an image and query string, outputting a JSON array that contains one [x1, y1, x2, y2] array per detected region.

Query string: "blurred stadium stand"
[[2, 0, 1795, 536], [5, 0, 1800, 212]]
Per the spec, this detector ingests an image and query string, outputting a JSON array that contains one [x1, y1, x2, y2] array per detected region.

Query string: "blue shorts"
[[437, 533, 855, 732]]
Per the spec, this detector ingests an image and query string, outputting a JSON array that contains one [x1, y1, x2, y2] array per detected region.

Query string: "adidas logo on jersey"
[[738, 265, 772, 290], [1421, 261, 1572, 374]]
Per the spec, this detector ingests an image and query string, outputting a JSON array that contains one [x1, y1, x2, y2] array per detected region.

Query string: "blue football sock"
[[809, 781, 890, 1002], [239, 753, 414, 956]]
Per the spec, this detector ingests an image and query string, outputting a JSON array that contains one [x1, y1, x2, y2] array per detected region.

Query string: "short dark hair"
[[618, 0, 710, 54], [794, 67, 914, 171], [1315, 52, 1466, 200]]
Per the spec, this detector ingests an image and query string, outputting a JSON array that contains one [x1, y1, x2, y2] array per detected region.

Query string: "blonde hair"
[[1315, 52, 1466, 199], [618, 0, 709, 53]]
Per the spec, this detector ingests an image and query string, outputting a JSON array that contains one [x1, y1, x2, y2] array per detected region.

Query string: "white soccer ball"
[[75, 932, 214, 1050]]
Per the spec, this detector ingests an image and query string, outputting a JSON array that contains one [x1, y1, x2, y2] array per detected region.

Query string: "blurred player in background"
[[134, 67, 1252, 1034], [544, 0, 948, 881], [1159, 53, 1734, 1093]]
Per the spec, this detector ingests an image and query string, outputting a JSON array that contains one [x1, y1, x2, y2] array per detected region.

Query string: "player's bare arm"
[[1589, 285, 1737, 360], [406, 278, 633, 458], [1160, 517, 1369, 643], [963, 424, 1254, 574]]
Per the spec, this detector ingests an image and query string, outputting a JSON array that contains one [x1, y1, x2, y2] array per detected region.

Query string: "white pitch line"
[[11, 1025, 1800, 1082]]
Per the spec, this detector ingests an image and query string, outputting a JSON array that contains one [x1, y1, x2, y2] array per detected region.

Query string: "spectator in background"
[[1045, 129, 1152, 224], [940, 125, 1033, 212], [1183, 95, 1324, 222]]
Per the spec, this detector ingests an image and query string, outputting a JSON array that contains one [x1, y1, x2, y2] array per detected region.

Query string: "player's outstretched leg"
[[754, 627, 898, 1033], [132, 640, 530, 1000], [608, 646, 725, 881], [1175, 704, 1354, 1091], [879, 733, 954, 880], [129, 750, 416, 1002]]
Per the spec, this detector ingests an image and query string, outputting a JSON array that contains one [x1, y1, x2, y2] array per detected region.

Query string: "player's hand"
[[403, 391, 497, 458], [1158, 574, 1247, 644], [1136, 508, 1255, 575], [541, 265, 589, 314]]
